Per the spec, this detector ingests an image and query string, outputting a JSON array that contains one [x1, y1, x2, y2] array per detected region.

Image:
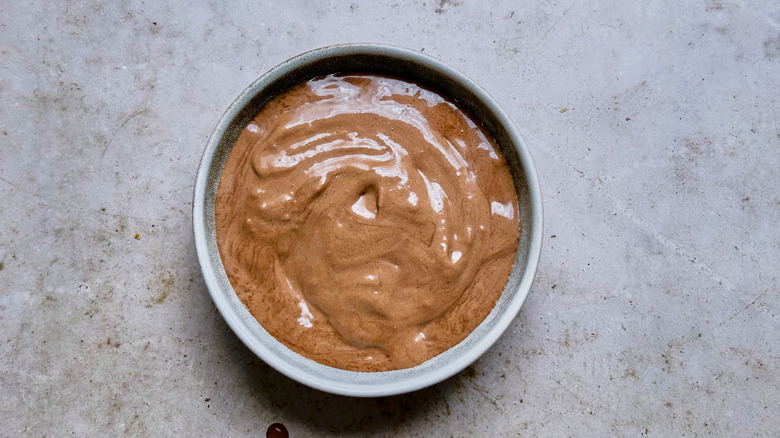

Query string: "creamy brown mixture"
[[216, 74, 519, 371]]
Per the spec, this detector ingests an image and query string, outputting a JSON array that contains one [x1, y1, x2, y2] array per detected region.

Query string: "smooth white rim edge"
[[193, 43, 543, 397]]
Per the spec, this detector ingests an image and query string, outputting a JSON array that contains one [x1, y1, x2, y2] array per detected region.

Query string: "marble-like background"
[[1, 1, 778, 436]]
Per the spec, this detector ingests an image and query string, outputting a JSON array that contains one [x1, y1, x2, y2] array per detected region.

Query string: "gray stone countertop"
[[1, 1, 778, 436]]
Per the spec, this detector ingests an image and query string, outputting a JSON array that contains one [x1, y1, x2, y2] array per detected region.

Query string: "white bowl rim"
[[193, 43, 543, 397]]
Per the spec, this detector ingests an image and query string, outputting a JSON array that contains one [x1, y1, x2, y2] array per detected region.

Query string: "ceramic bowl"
[[193, 43, 543, 397]]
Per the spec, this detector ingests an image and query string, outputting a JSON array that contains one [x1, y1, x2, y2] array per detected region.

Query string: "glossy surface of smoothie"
[[216, 74, 519, 371]]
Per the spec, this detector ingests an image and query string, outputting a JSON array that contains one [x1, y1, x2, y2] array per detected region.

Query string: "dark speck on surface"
[[266, 423, 289, 438]]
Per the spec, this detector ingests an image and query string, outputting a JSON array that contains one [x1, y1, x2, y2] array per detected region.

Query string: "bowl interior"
[[193, 44, 542, 397]]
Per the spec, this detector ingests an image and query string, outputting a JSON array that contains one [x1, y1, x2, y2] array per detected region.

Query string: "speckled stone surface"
[[1, 1, 778, 436]]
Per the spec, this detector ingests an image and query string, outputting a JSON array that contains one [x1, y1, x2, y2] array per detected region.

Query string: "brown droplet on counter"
[[266, 423, 289, 438], [134, 233, 141, 240]]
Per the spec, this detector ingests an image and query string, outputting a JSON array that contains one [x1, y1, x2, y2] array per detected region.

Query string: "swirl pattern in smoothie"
[[216, 74, 519, 371]]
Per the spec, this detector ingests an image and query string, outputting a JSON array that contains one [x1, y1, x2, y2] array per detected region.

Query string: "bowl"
[[193, 43, 543, 397]]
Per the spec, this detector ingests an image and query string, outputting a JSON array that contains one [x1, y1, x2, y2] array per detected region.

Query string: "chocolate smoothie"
[[216, 74, 519, 371]]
